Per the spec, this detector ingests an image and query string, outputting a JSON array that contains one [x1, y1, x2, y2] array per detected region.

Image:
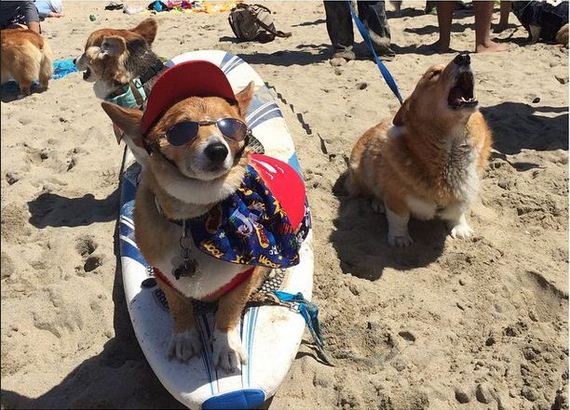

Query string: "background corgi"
[[347, 54, 492, 246], [1, 28, 53, 97], [75, 18, 165, 167]]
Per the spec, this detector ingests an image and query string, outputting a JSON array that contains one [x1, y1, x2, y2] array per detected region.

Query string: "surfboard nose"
[[201, 388, 266, 409]]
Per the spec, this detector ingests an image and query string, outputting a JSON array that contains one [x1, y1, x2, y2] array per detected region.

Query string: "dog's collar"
[[105, 78, 147, 109], [140, 59, 166, 85], [153, 265, 255, 302], [105, 60, 166, 109]]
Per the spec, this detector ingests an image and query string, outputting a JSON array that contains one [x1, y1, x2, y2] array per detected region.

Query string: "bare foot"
[[330, 49, 355, 67], [476, 40, 508, 53], [330, 57, 349, 67]]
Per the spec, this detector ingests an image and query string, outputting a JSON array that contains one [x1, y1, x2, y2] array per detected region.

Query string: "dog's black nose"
[[204, 142, 228, 163], [73, 58, 77, 65], [454, 53, 470, 66]]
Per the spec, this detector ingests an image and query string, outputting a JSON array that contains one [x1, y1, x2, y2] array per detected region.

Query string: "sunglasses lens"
[[166, 122, 199, 146], [217, 118, 248, 142]]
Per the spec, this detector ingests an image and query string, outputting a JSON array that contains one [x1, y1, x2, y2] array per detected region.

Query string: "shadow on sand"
[[0, 222, 183, 409], [481, 102, 569, 155], [329, 174, 448, 282], [27, 189, 120, 228]]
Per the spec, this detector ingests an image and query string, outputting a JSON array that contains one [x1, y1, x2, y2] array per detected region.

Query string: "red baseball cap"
[[141, 60, 236, 135]]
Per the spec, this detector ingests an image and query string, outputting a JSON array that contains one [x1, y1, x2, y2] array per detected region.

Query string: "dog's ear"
[[100, 36, 126, 57], [101, 102, 145, 146], [131, 18, 158, 45], [235, 81, 255, 116], [393, 99, 409, 126]]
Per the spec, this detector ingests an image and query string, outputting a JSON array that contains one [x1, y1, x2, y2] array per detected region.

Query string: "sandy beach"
[[1, 1, 568, 408]]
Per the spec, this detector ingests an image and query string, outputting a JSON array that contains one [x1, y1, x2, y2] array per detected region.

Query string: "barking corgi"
[[347, 54, 492, 246], [101, 61, 309, 370], [1, 28, 53, 97], [75, 18, 165, 168]]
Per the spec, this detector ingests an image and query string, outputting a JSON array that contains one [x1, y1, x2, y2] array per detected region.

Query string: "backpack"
[[228, 3, 291, 43]]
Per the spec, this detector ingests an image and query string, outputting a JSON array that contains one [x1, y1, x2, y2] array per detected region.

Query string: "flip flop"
[[105, 1, 124, 10]]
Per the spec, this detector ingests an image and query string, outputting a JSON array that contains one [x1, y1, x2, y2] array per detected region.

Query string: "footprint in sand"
[[75, 235, 98, 257], [75, 235, 105, 274]]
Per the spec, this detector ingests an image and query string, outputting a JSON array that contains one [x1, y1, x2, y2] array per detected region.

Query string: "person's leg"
[[323, 1, 355, 65], [432, 1, 454, 52], [357, 0, 395, 57], [425, 0, 437, 15], [495, 0, 511, 32], [474, 1, 507, 52]]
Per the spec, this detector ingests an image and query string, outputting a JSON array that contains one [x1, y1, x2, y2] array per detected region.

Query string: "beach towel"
[[52, 58, 78, 79]]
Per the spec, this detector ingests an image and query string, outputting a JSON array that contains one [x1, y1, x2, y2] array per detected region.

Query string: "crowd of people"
[[323, 0, 515, 67], [1, 1, 567, 68]]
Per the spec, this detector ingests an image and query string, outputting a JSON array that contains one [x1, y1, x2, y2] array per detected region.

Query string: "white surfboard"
[[118, 51, 314, 409]]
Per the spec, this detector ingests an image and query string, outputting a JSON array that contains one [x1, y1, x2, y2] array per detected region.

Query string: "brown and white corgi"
[[1, 28, 53, 97], [347, 54, 492, 246], [101, 61, 308, 371], [75, 18, 165, 168]]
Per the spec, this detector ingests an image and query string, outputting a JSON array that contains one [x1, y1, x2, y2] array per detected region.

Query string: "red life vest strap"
[[152, 266, 255, 302]]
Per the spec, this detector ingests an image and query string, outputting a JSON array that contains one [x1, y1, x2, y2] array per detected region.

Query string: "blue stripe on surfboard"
[[240, 310, 248, 388], [249, 109, 283, 130], [197, 314, 217, 395], [243, 309, 253, 387], [246, 307, 259, 387], [248, 105, 283, 130], [121, 163, 140, 202], [246, 101, 280, 122], [219, 53, 235, 71], [221, 56, 245, 75], [121, 238, 147, 266], [202, 389, 266, 410]]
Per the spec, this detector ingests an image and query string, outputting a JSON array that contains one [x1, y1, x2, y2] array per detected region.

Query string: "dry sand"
[[1, 1, 568, 409]]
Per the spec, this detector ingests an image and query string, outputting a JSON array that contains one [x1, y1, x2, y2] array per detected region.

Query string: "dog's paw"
[[212, 327, 246, 372], [168, 329, 202, 362], [450, 223, 474, 239], [388, 233, 413, 247]]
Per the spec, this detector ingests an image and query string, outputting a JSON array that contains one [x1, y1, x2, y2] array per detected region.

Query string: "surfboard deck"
[[118, 51, 314, 409]]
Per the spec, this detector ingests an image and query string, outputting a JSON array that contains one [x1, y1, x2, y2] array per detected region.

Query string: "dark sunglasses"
[[163, 118, 249, 146]]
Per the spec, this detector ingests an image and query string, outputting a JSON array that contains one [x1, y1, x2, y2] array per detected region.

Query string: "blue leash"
[[273, 291, 334, 366], [347, 1, 404, 105]]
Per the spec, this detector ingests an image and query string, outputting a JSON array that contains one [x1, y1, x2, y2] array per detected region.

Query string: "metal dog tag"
[[171, 220, 198, 279], [171, 254, 198, 280]]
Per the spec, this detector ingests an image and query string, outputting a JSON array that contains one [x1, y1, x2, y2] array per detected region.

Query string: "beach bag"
[[228, 3, 291, 43]]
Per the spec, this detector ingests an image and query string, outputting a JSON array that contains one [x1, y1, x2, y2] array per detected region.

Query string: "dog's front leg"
[[212, 267, 269, 371], [440, 202, 474, 239], [157, 278, 202, 362], [384, 194, 413, 247]]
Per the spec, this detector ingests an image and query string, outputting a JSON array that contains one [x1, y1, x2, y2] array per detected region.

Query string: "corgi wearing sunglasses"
[[101, 61, 309, 371]]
